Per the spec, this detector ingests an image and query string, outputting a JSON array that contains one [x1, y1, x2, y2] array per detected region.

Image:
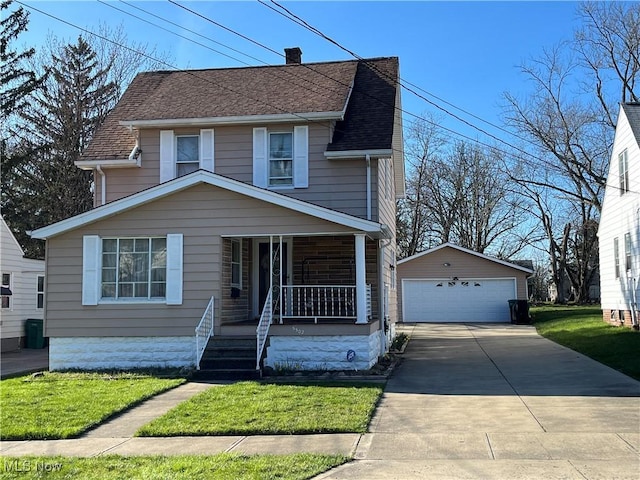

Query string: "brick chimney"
[[285, 47, 302, 64]]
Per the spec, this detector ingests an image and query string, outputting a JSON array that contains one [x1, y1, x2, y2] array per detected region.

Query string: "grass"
[[137, 381, 383, 437], [0, 372, 184, 440], [531, 304, 640, 380], [0, 453, 348, 480]]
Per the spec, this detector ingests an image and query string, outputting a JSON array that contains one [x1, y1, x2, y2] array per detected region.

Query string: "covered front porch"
[[217, 233, 379, 335]]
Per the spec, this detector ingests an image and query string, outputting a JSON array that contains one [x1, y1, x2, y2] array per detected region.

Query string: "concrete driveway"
[[318, 323, 640, 480]]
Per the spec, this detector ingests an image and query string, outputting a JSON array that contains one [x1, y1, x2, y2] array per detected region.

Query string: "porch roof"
[[31, 170, 387, 240]]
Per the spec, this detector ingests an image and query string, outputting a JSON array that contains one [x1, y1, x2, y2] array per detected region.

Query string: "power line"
[[16, 1, 632, 197]]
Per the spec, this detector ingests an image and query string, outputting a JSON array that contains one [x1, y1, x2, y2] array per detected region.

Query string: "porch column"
[[355, 233, 368, 324]]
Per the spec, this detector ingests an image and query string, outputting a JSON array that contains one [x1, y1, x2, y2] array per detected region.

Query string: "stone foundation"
[[264, 331, 382, 371], [49, 337, 196, 370]]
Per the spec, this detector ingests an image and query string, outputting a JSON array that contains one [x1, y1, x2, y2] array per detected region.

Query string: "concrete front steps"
[[194, 336, 262, 380]]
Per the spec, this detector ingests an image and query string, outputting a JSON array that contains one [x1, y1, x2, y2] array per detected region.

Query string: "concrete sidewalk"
[[1, 324, 639, 480]]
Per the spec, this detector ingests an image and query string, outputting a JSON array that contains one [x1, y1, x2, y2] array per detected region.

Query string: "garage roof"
[[399, 243, 534, 274]]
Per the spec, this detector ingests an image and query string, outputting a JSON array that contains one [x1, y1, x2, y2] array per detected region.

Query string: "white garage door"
[[402, 278, 516, 323]]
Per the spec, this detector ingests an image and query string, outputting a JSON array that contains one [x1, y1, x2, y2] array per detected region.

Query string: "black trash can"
[[25, 319, 45, 349], [508, 300, 530, 325]]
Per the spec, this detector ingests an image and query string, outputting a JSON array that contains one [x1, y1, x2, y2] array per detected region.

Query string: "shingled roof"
[[80, 56, 399, 161], [622, 102, 640, 145]]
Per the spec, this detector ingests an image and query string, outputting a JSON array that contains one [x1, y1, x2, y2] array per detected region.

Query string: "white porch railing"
[[195, 296, 214, 370], [256, 287, 272, 370], [282, 285, 372, 323]]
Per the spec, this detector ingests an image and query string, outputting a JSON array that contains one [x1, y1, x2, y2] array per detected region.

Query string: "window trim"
[[1, 272, 11, 309], [231, 238, 242, 289], [614, 237, 620, 279], [624, 232, 632, 272], [268, 131, 294, 188], [82, 233, 184, 306], [619, 149, 629, 194], [175, 134, 200, 178], [37, 275, 45, 309], [100, 237, 168, 302]]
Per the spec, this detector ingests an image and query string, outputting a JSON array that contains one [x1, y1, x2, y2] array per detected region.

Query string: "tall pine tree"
[[3, 36, 117, 258]]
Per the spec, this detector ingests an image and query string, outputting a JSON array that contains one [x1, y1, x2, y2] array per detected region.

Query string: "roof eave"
[[324, 149, 393, 159], [120, 111, 344, 128], [31, 171, 382, 240]]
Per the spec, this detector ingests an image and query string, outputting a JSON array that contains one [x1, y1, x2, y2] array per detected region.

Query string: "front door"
[[256, 240, 289, 317]]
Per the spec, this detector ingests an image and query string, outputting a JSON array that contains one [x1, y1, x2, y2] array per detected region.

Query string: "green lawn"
[[0, 454, 348, 480], [0, 372, 184, 440], [137, 381, 383, 437], [531, 305, 640, 380]]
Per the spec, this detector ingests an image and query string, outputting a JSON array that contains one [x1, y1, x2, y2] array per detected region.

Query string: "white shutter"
[[160, 130, 175, 182], [82, 235, 101, 306], [253, 127, 268, 188], [200, 129, 215, 172], [293, 125, 309, 188], [165, 233, 183, 305]]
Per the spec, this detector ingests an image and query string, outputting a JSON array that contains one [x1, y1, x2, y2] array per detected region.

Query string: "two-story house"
[[31, 49, 405, 373], [598, 102, 640, 330]]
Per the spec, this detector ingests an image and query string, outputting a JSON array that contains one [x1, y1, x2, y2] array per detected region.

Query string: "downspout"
[[96, 165, 106, 206], [366, 154, 372, 221], [379, 235, 392, 355]]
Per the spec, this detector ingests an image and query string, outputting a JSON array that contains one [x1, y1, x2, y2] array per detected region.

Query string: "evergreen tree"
[[3, 36, 117, 258]]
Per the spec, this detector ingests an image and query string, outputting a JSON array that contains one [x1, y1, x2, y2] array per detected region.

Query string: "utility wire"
[[16, 1, 633, 196]]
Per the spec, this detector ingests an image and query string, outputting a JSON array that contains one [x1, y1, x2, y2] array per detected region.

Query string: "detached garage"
[[398, 243, 533, 323]]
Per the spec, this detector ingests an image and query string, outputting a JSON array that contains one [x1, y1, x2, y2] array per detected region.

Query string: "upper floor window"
[[269, 133, 293, 186], [176, 135, 199, 177], [160, 129, 214, 183], [37, 275, 45, 309], [253, 126, 308, 189], [619, 149, 629, 194], [1, 273, 11, 309], [614, 237, 620, 279], [101, 238, 167, 300], [625, 232, 632, 271]]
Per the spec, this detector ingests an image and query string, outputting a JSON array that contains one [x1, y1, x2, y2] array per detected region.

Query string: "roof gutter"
[[324, 149, 393, 159], [120, 111, 344, 129]]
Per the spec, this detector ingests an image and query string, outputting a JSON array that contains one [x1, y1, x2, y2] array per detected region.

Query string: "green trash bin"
[[25, 319, 45, 349]]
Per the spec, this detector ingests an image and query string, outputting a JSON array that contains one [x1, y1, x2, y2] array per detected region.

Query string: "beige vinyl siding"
[[397, 247, 530, 322], [45, 183, 358, 338], [376, 157, 398, 324], [98, 123, 373, 219]]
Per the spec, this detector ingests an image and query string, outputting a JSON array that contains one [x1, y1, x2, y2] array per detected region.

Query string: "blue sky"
[[15, 1, 582, 145]]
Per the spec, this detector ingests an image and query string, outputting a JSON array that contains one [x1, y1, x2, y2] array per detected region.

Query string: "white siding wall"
[[0, 217, 45, 350], [599, 108, 640, 313]]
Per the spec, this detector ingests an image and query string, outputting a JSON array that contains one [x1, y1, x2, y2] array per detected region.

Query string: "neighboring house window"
[[1, 273, 10, 309], [159, 129, 214, 182], [37, 275, 45, 309], [231, 239, 242, 288], [101, 238, 167, 300], [176, 135, 199, 177], [269, 132, 293, 186], [614, 237, 620, 279], [625, 232, 632, 271], [253, 126, 308, 189], [619, 149, 629, 194]]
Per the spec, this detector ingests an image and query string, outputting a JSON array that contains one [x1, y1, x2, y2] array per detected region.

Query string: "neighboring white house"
[[598, 103, 640, 329], [0, 215, 46, 351]]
